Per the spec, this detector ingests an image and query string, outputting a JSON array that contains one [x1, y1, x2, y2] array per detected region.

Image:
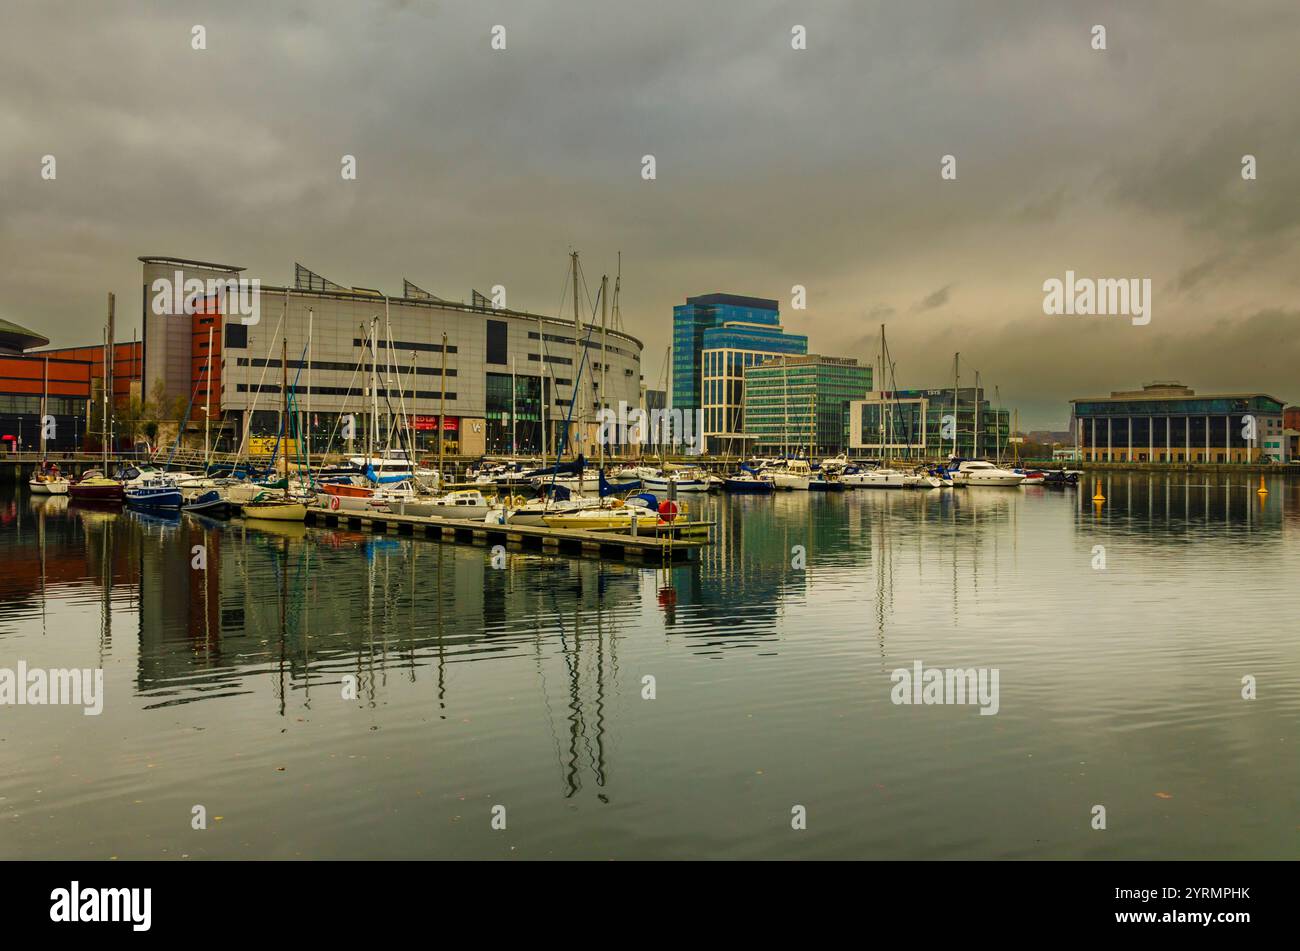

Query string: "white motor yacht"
[[951, 460, 1025, 487], [843, 467, 907, 488]]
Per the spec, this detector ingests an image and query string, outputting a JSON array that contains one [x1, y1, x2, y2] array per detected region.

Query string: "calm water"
[[1, 475, 1297, 860]]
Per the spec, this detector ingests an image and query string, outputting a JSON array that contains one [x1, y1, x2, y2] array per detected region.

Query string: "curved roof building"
[[0, 317, 50, 355]]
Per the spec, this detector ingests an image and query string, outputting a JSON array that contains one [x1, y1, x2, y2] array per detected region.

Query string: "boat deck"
[[304, 509, 710, 561]]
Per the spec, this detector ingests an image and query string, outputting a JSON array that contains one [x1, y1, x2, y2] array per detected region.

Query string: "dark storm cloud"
[[912, 284, 953, 313], [2, 0, 1298, 426]]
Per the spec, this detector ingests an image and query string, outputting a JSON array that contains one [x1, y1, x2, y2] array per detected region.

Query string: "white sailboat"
[[766, 458, 812, 491]]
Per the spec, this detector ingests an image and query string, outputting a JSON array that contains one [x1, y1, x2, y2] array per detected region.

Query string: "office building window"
[[487, 320, 508, 365]]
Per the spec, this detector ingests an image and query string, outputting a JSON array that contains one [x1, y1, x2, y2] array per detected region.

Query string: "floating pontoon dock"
[[303, 509, 710, 561]]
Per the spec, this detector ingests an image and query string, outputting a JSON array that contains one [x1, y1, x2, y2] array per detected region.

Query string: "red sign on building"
[[412, 415, 458, 432]]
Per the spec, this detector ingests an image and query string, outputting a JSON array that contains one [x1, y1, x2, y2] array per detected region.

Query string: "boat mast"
[[808, 389, 817, 459], [40, 355, 48, 460], [281, 337, 289, 500], [101, 325, 108, 471], [600, 273, 608, 469], [882, 325, 891, 464], [974, 369, 981, 459], [204, 324, 213, 466], [994, 384, 1001, 465], [369, 316, 378, 470], [306, 307, 313, 476], [106, 291, 114, 464], [538, 309, 548, 465], [571, 250, 580, 460], [511, 355, 517, 457], [952, 352, 960, 459], [782, 358, 790, 458], [439, 330, 448, 487]]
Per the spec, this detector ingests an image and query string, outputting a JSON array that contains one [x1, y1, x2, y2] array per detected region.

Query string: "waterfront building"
[[139, 255, 644, 459], [0, 317, 142, 453], [743, 355, 872, 456], [1070, 383, 1287, 463], [671, 294, 807, 420], [848, 387, 1011, 459]]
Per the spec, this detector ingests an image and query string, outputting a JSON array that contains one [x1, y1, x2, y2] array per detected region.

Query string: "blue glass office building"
[[671, 294, 807, 413]]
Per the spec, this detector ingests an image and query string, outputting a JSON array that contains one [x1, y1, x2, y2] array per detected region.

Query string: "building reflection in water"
[[1, 474, 1290, 800]]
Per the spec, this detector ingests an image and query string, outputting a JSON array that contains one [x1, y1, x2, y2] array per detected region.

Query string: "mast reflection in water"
[[1, 475, 1297, 859]]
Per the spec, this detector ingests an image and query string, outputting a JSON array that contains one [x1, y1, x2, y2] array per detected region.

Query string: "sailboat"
[[70, 310, 125, 505], [28, 357, 70, 494], [766, 458, 812, 491], [30, 463, 69, 495], [243, 338, 307, 522]]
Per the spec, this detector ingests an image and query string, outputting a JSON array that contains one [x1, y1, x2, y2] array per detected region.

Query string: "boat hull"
[[318, 492, 373, 513], [901, 475, 944, 489], [641, 478, 709, 494], [723, 477, 774, 494], [68, 482, 125, 504], [809, 480, 846, 492], [843, 472, 906, 488], [183, 490, 235, 517], [954, 475, 1025, 487], [126, 488, 183, 509], [242, 501, 308, 522], [769, 473, 810, 491], [389, 500, 491, 520], [29, 479, 69, 495]]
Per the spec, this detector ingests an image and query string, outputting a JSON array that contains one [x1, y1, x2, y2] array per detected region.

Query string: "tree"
[[118, 394, 149, 452]]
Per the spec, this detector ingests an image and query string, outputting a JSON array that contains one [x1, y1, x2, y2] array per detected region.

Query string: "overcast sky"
[[3, 0, 1297, 427]]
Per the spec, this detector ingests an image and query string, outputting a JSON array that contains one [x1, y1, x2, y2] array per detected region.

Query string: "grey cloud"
[[1, 0, 1297, 421], [912, 285, 953, 313]]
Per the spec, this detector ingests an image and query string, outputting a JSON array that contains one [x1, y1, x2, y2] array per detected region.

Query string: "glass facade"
[[485, 371, 544, 454], [742, 356, 872, 455], [702, 344, 810, 441], [849, 387, 1010, 459], [672, 294, 800, 412], [1071, 386, 1286, 462]]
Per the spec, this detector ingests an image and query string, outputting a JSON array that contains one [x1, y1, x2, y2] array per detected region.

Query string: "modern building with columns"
[[1070, 382, 1287, 463], [139, 255, 644, 459]]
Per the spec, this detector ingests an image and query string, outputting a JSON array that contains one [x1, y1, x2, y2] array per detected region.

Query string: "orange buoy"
[[1257, 475, 1268, 496], [1091, 479, 1105, 503]]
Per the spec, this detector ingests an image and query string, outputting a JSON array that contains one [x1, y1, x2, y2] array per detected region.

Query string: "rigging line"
[[264, 337, 311, 475], [233, 294, 287, 462], [162, 349, 214, 470], [314, 323, 375, 468], [550, 281, 604, 467]]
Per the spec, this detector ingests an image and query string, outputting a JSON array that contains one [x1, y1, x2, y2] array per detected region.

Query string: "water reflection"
[[2, 475, 1297, 859]]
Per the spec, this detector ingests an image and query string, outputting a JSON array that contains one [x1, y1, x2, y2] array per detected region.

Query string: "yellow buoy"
[[1091, 479, 1105, 503], [1257, 475, 1268, 496]]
